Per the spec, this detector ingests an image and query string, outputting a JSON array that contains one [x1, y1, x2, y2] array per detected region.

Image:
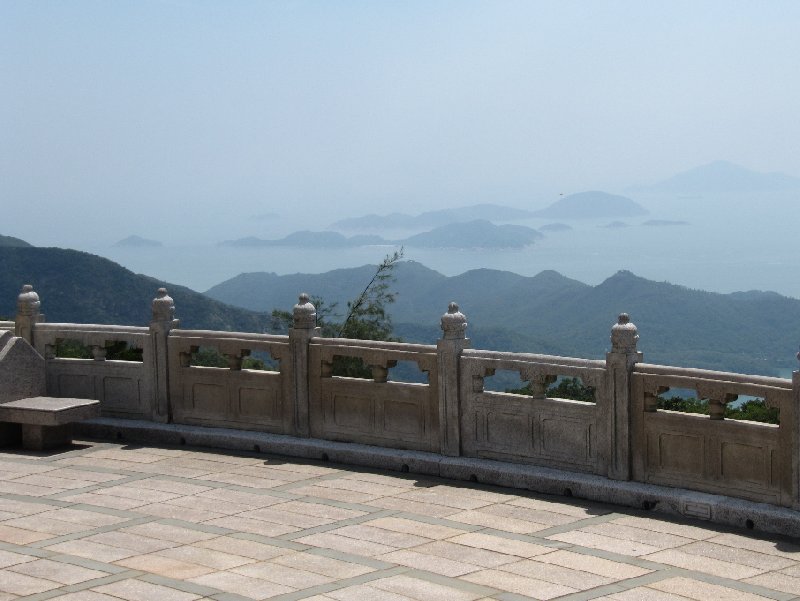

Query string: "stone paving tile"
[[120, 521, 219, 544], [479, 501, 579, 526], [507, 495, 606, 517], [369, 496, 463, 518], [532, 549, 652, 579], [648, 576, 776, 600], [610, 515, 719, 540], [445, 509, 547, 533], [707, 531, 800, 559], [0, 568, 62, 595], [499, 557, 615, 589], [195, 472, 290, 489], [410, 540, 519, 568], [296, 531, 398, 556], [94, 577, 203, 601], [549, 528, 665, 556], [2, 514, 91, 536], [642, 548, 766, 579], [366, 516, 465, 540], [679, 539, 797, 570], [333, 524, 433, 548], [157, 544, 257, 569], [13, 473, 97, 489], [1, 479, 66, 496], [379, 549, 483, 576], [270, 500, 367, 521], [164, 494, 255, 516], [7, 557, 107, 584], [135, 477, 213, 495], [0, 548, 37, 568], [743, 571, 800, 595], [230, 465, 321, 482], [134, 501, 228, 522], [313, 477, 410, 497], [37, 507, 130, 527], [602, 588, 694, 600], [232, 560, 336, 587], [0, 497, 55, 515], [326, 583, 416, 600], [237, 505, 334, 528], [447, 532, 553, 558], [394, 488, 497, 510], [43, 592, 122, 601], [1, 441, 798, 601], [115, 552, 216, 578], [0, 523, 56, 544], [188, 570, 295, 598], [204, 515, 300, 537], [195, 535, 294, 560], [287, 484, 381, 504], [194, 487, 286, 508], [86, 530, 180, 553], [272, 550, 376, 578], [44, 539, 140, 562], [579, 521, 693, 549], [58, 491, 153, 510], [462, 568, 577, 599], [371, 574, 486, 601]]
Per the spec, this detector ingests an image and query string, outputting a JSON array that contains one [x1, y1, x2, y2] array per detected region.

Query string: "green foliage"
[[657, 395, 779, 424], [269, 249, 404, 379], [506, 377, 596, 403], [54, 339, 142, 361], [191, 347, 229, 368]]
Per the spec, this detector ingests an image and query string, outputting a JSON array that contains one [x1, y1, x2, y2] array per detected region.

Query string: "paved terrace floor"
[[0, 441, 798, 601]]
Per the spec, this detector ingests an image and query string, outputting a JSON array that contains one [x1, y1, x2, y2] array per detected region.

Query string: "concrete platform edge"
[[75, 417, 800, 538]]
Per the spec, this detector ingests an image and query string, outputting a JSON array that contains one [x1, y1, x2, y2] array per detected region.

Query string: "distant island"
[[602, 221, 629, 229], [643, 219, 689, 227], [533, 191, 648, 219], [114, 235, 163, 248], [538, 223, 572, 232], [629, 160, 800, 195], [221, 220, 543, 250], [331, 203, 538, 230]]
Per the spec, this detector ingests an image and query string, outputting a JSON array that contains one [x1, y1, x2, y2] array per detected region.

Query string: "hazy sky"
[[2, 1, 800, 245]]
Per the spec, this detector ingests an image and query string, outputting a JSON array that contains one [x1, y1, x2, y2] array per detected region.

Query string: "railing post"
[[606, 313, 642, 480], [15, 284, 44, 346], [289, 293, 319, 437], [793, 349, 800, 509], [437, 302, 470, 456], [150, 288, 178, 423]]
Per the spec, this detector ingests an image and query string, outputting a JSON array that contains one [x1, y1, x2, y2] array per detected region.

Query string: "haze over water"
[[3, 3, 800, 298]]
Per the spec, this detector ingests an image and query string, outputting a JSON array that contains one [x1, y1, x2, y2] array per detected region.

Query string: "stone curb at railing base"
[[75, 418, 800, 539]]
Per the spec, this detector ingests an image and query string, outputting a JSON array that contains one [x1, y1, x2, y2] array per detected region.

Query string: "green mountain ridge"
[[206, 264, 800, 375], [0, 247, 270, 331]]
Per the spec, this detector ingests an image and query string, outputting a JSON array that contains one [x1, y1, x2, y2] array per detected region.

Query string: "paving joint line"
[[277, 508, 400, 541], [529, 511, 626, 538]]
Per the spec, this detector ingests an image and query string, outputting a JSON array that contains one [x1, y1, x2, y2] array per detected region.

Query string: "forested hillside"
[[0, 247, 270, 331]]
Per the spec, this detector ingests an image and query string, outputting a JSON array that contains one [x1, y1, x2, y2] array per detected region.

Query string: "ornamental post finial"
[[293, 293, 316, 330], [610, 313, 639, 354], [440, 302, 467, 340]]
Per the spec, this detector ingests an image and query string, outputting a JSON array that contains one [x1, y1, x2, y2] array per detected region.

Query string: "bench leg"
[[21, 424, 73, 450], [0, 422, 22, 447]]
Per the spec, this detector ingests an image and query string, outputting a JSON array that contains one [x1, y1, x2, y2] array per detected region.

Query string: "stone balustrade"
[[7, 284, 800, 515]]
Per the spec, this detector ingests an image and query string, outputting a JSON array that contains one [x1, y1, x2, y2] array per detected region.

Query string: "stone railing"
[[8, 285, 800, 513]]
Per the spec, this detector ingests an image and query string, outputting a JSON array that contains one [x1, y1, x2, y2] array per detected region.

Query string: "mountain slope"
[[0, 247, 270, 331], [206, 264, 800, 375]]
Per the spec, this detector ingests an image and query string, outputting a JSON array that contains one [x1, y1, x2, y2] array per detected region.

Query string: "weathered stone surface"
[[0, 396, 100, 450], [0, 331, 46, 402], [0, 396, 100, 425]]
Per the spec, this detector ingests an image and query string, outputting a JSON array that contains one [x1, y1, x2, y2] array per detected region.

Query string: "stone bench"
[[0, 397, 100, 450]]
